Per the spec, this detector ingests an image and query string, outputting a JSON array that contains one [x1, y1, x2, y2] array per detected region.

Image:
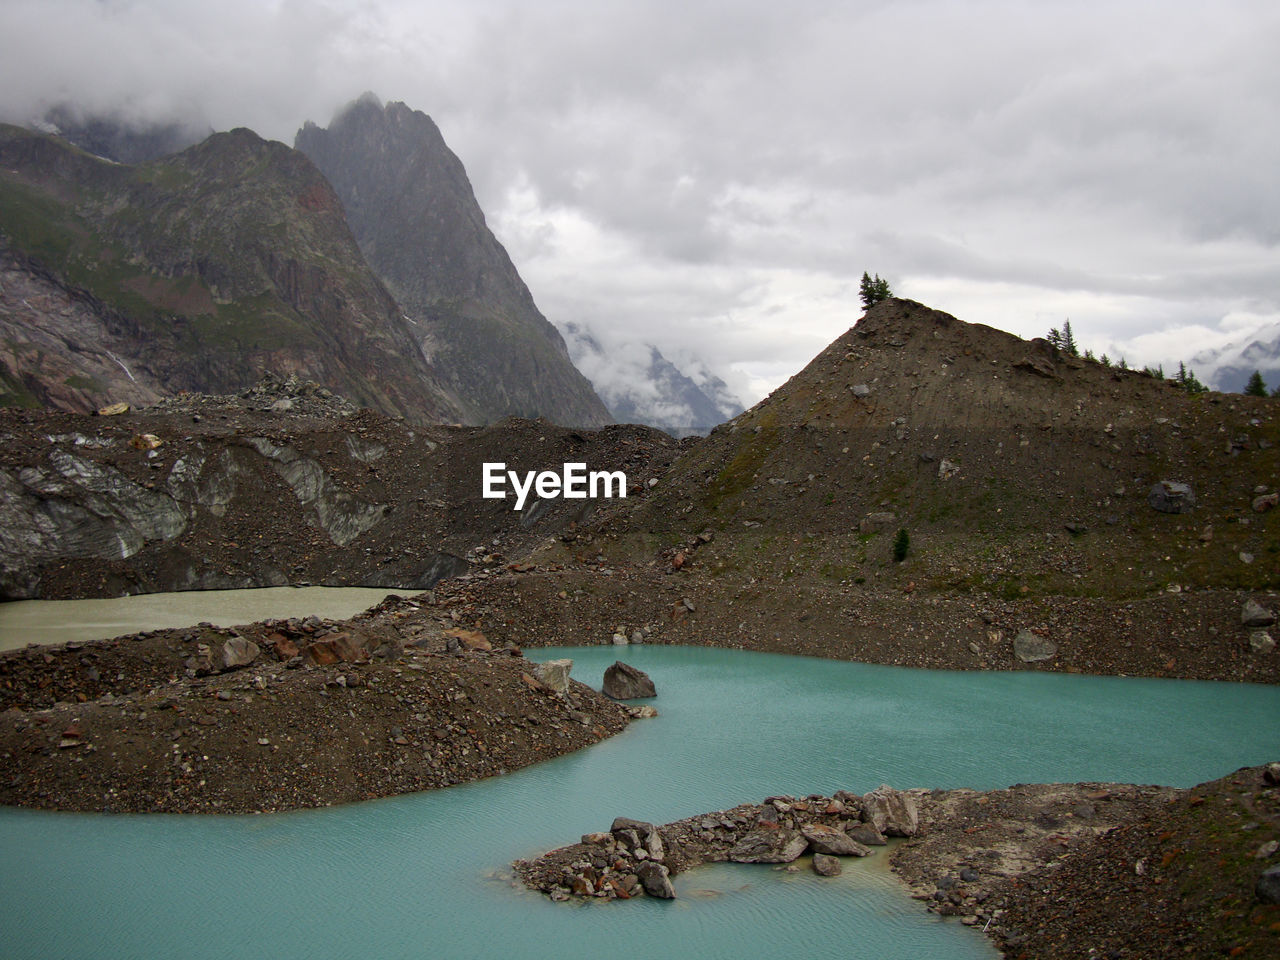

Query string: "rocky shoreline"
[[516, 766, 1280, 959], [514, 785, 924, 901], [0, 593, 635, 813]]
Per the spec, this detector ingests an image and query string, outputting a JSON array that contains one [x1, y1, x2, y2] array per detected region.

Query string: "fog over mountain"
[[560, 323, 744, 436], [1, 0, 1276, 402], [1191, 322, 1280, 394]]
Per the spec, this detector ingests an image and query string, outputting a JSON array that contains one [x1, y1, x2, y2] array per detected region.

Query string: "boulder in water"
[[603, 661, 656, 699]]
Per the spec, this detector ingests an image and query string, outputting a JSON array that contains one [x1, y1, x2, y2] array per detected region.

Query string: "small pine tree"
[[1046, 327, 1062, 350], [860, 272, 892, 309], [1061, 320, 1079, 357], [1183, 367, 1207, 393], [1084, 348, 1095, 361], [1100, 353, 1112, 367], [1244, 370, 1268, 397], [1118, 357, 1129, 370], [892, 528, 909, 563]]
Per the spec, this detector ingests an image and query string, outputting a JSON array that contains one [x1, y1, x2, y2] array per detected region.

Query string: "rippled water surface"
[[3, 644, 1277, 960]]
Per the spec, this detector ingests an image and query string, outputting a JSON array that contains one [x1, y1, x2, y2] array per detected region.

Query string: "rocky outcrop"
[[602, 661, 657, 699]]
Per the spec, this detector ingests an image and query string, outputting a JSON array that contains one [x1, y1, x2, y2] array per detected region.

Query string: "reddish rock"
[[445, 628, 491, 652]]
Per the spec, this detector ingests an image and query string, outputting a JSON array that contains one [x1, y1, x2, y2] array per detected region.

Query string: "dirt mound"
[[950, 764, 1280, 959], [595, 298, 1278, 600], [0, 593, 631, 812]]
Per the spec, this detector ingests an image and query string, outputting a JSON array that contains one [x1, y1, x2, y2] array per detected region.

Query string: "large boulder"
[[304, 633, 367, 665], [603, 661, 657, 699], [635, 861, 676, 899], [846, 822, 887, 846], [219, 636, 260, 671], [532, 659, 573, 695], [726, 829, 809, 863], [801, 822, 871, 856], [862, 785, 920, 837], [1258, 865, 1280, 905], [1242, 599, 1277, 628], [1013, 629, 1057, 663], [1148, 481, 1195, 514]]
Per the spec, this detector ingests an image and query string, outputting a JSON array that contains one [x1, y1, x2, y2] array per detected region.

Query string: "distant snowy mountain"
[[1191, 322, 1280, 394], [561, 324, 744, 437]]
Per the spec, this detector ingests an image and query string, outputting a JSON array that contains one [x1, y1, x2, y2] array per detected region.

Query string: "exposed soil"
[[0, 593, 630, 813], [417, 565, 1280, 684], [893, 764, 1280, 960]]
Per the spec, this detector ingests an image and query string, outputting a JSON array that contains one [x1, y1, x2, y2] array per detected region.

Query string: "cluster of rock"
[[1243, 598, 1277, 654], [150, 372, 358, 419], [514, 786, 919, 901], [182, 617, 406, 678]]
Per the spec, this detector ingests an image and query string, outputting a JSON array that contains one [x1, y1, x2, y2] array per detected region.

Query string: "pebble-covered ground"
[[0, 594, 631, 813]]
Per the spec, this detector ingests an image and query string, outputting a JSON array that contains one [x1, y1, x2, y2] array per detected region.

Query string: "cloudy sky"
[[2, 0, 1277, 403]]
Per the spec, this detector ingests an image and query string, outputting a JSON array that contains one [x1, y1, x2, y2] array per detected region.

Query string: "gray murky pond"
[[0, 585, 408, 652]]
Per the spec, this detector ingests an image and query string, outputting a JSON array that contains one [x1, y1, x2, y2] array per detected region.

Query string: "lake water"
[[0, 586, 410, 652], [2, 642, 1278, 960]]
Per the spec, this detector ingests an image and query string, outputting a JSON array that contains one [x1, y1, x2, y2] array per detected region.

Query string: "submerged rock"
[[812, 853, 843, 877]]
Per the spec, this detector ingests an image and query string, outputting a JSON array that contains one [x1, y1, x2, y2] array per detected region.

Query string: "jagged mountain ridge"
[[561, 322, 745, 436], [295, 95, 611, 428], [0, 123, 465, 422]]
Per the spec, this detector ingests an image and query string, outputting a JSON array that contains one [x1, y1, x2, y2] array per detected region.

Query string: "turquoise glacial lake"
[[2, 644, 1278, 960]]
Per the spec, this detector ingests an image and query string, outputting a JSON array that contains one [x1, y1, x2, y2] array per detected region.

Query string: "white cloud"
[[2, 0, 1277, 403]]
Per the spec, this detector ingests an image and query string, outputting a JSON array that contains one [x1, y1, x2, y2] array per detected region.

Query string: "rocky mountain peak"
[[295, 95, 611, 428], [0, 122, 464, 422]]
